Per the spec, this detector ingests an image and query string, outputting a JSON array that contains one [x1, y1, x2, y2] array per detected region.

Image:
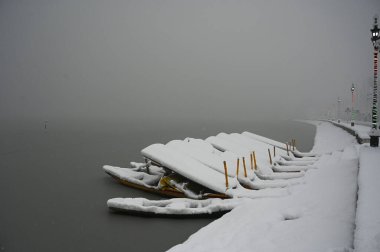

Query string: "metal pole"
[[372, 49, 378, 130], [351, 84, 355, 126], [369, 16, 380, 146], [337, 97, 341, 123], [370, 48, 379, 146]]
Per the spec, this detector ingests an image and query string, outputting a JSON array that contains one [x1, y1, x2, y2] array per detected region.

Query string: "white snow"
[[141, 143, 288, 199], [354, 146, 380, 252], [165, 138, 299, 189], [141, 143, 236, 194], [103, 165, 162, 188], [330, 120, 371, 141], [107, 198, 245, 215], [167, 121, 360, 252], [205, 134, 306, 179], [104, 120, 380, 251]]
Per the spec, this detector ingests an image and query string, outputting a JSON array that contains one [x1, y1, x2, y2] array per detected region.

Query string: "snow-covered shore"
[[168, 121, 361, 252]]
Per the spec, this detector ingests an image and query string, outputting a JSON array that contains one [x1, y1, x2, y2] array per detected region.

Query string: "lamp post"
[[337, 97, 342, 123], [370, 15, 380, 147], [351, 83, 355, 126]]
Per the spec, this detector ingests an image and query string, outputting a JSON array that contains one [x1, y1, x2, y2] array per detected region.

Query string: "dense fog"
[[1, 0, 379, 124]]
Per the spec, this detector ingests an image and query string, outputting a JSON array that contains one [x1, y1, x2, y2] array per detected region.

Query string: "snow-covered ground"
[[168, 121, 362, 252], [354, 147, 380, 252], [330, 120, 371, 141]]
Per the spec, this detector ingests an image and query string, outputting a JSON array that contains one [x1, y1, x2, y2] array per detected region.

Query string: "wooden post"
[[144, 158, 150, 174], [253, 151, 257, 170], [268, 148, 272, 165], [292, 139, 295, 151], [223, 161, 229, 189], [242, 157, 247, 177], [286, 143, 289, 156], [250, 153, 254, 170], [236, 158, 240, 177], [273, 146, 276, 157]]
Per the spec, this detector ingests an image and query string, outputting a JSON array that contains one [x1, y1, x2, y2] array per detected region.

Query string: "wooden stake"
[[242, 157, 247, 177], [293, 139, 296, 150], [286, 143, 289, 156], [144, 158, 150, 174], [250, 153, 254, 170], [273, 146, 276, 157], [253, 151, 257, 170], [292, 139, 295, 151], [223, 161, 229, 189], [236, 158, 240, 177], [268, 148, 272, 165]]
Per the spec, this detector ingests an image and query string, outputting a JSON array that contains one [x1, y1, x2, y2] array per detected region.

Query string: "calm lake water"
[[0, 119, 315, 252]]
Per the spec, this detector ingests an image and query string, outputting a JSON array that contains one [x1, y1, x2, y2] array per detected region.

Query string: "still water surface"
[[0, 120, 315, 252]]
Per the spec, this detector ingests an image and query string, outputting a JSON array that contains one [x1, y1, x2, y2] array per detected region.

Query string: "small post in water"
[[268, 148, 272, 165], [253, 151, 257, 170], [273, 146, 276, 157], [223, 161, 229, 189], [242, 157, 247, 177], [236, 158, 240, 177]]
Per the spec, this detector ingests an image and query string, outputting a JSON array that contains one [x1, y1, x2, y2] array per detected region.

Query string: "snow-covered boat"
[[103, 164, 228, 199], [107, 197, 244, 217], [104, 131, 319, 216], [242, 131, 319, 157]]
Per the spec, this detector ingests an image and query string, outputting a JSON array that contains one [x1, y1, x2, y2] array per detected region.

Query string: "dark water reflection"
[[0, 119, 315, 252]]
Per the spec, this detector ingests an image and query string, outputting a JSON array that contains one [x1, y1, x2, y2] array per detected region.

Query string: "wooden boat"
[[107, 197, 242, 217], [103, 164, 228, 199]]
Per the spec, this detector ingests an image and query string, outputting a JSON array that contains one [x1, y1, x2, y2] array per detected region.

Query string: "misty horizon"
[[1, 0, 380, 124]]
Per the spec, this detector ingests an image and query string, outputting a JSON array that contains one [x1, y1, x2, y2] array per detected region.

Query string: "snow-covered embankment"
[[354, 147, 380, 252], [168, 121, 359, 252]]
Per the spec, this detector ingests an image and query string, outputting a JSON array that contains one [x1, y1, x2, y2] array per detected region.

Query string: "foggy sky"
[[1, 0, 379, 123]]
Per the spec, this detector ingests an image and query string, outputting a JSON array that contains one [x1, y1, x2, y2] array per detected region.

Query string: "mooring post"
[[144, 158, 150, 174], [242, 157, 247, 177], [223, 161, 229, 189], [268, 148, 272, 165], [273, 146, 276, 157], [250, 153, 254, 170], [253, 151, 257, 170], [286, 143, 289, 156], [236, 158, 240, 177], [292, 139, 295, 151]]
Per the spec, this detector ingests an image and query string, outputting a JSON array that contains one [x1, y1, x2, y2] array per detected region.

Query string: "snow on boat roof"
[[166, 139, 239, 178], [141, 143, 236, 194], [141, 143, 288, 198]]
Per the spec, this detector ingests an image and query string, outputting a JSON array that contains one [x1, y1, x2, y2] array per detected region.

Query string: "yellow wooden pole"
[[268, 148, 272, 165], [236, 158, 240, 177], [253, 151, 257, 170], [223, 161, 229, 189], [242, 157, 247, 177], [250, 153, 254, 170]]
